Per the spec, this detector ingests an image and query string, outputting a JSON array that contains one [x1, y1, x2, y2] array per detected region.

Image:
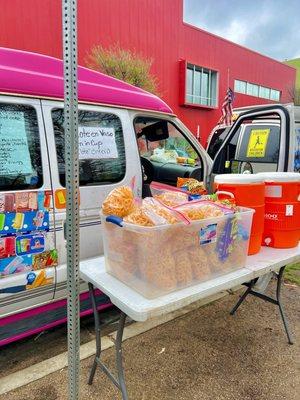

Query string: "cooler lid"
[[257, 172, 300, 182], [214, 174, 264, 184]]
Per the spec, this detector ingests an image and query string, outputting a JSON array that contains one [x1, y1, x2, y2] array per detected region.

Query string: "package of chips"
[[124, 198, 179, 226], [174, 201, 227, 221], [154, 190, 188, 207], [177, 178, 206, 195], [102, 186, 135, 217]]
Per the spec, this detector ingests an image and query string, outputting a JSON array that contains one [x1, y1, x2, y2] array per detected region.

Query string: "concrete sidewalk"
[[1, 282, 299, 400]]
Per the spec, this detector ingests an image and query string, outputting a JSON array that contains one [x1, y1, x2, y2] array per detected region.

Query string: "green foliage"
[[86, 44, 159, 95], [285, 263, 300, 286]]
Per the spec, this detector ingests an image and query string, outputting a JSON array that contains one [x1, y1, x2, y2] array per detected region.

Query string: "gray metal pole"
[[62, 1, 80, 399]]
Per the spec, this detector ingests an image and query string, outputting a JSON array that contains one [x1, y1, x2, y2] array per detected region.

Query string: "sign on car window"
[[0, 104, 43, 191], [0, 110, 33, 175], [78, 126, 118, 159], [237, 125, 280, 164], [246, 129, 270, 158]]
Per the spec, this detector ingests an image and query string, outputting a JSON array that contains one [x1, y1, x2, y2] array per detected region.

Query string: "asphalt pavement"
[[0, 281, 299, 400]]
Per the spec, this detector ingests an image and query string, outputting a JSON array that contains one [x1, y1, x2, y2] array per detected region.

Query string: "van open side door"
[[208, 105, 293, 186]]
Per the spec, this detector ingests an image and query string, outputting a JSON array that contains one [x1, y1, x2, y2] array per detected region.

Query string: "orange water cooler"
[[257, 172, 300, 248], [214, 174, 265, 255]]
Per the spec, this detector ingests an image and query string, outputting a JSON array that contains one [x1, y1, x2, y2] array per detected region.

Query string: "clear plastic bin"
[[101, 207, 254, 299]]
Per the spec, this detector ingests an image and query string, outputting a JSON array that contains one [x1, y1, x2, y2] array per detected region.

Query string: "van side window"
[[237, 125, 280, 163], [52, 109, 126, 186], [0, 103, 43, 191]]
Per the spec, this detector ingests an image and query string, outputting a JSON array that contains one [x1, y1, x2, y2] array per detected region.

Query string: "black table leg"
[[88, 282, 129, 399], [230, 267, 294, 345]]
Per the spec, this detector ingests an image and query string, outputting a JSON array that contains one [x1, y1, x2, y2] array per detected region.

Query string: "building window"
[[246, 83, 259, 97], [234, 80, 246, 94], [259, 86, 271, 99], [234, 79, 280, 101], [186, 64, 217, 107], [270, 89, 280, 101]]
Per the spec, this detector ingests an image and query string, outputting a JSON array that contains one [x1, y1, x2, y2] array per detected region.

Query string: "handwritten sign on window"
[[78, 126, 118, 159], [0, 111, 33, 175]]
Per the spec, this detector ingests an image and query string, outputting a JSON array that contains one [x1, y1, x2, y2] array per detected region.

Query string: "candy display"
[[101, 186, 254, 299], [102, 186, 135, 217], [0, 190, 58, 278]]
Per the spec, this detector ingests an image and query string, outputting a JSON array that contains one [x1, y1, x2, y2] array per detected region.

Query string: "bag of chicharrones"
[[174, 200, 232, 221], [153, 190, 189, 207]]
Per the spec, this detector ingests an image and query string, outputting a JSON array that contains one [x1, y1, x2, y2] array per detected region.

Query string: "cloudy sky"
[[184, 0, 300, 61]]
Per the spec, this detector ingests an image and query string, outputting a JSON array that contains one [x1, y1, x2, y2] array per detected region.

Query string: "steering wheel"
[[140, 157, 155, 184]]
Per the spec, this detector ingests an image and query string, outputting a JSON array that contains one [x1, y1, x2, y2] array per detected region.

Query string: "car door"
[[0, 96, 55, 318], [41, 100, 143, 300], [209, 105, 292, 186]]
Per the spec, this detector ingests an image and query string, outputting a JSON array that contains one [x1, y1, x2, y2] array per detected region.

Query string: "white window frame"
[[186, 64, 217, 107]]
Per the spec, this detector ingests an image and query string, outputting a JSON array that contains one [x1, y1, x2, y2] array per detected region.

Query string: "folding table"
[[80, 244, 300, 400]]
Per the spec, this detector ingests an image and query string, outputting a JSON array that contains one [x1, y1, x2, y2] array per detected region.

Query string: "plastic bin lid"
[[214, 174, 264, 184], [256, 172, 300, 182]]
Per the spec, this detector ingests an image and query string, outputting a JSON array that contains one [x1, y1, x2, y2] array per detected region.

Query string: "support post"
[[62, 1, 80, 399]]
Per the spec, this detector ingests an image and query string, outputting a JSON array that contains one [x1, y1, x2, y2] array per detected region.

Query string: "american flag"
[[218, 88, 234, 126]]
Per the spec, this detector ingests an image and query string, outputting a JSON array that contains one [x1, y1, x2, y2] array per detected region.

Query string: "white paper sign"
[[0, 111, 33, 175], [78, 126, 118, 160]]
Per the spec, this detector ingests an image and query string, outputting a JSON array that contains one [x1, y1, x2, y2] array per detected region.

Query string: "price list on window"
[[0, 111, 33, 175]]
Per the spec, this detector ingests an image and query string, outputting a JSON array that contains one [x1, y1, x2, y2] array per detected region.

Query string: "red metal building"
[[0, 0, 296, 143]]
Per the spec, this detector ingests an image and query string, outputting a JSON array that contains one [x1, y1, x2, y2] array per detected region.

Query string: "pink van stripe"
[[0, 302, 111, 347], [0, 290, 108, 327]]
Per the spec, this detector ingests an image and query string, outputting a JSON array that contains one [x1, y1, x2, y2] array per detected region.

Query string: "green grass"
[[285, 263, 300, 286]]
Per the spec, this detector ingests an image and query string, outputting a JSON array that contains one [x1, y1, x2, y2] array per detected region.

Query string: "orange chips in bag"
[[102, 186, 135, 217]]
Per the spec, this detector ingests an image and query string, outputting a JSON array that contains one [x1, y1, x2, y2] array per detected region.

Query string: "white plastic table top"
[[80, 244, 300, 322]]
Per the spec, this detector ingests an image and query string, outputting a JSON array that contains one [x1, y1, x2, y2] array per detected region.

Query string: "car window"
[[52, 109, 126, 186], [135, 118, 201, 166], [236, 124, 280, 163], [0, 103, 43, 191], [207, 127, 229, 158]]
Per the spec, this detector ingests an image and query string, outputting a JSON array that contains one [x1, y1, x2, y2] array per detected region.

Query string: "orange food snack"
[[102, 186, 135, 217], [154, 191, 188, 207]]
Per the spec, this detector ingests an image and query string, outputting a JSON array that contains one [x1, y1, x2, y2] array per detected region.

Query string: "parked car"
[[0, 48, 212, 345], [206, 104, 300, 175]]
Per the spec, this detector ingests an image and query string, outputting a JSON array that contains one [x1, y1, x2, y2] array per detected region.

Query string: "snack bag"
[[177, 178, 206, 195], [102, 186, 135, 217], [175, 200, 228, 221], [15, 192, 29, 211], [124, 198, 179, 226], [154, 190, 188, 207]]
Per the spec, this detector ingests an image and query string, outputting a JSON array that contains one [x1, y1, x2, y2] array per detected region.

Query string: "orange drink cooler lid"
[[214, 174, 264, 184], [256, 172, 300, 182]]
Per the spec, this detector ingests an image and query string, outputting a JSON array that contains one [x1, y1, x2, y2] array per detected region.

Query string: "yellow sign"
[[246, 129, 270, 158]]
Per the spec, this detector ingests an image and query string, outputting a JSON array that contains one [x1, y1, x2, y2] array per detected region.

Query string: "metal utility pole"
[[62, 1, 80, 399]]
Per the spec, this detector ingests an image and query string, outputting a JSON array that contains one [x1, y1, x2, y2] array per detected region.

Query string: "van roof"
[[0, 47, 173, 114]]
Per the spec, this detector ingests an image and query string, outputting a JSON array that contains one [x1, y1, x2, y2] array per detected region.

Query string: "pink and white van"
[[0, 48, 212, 346]]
